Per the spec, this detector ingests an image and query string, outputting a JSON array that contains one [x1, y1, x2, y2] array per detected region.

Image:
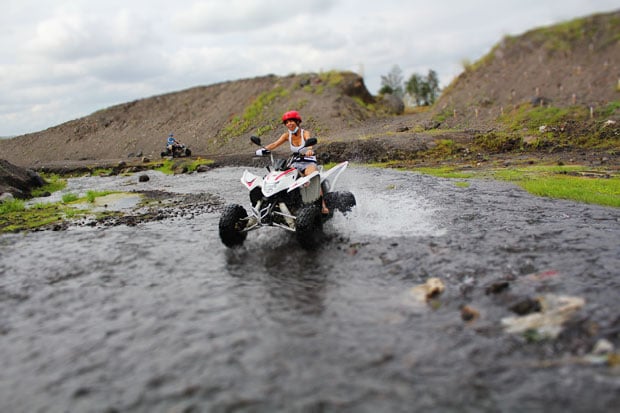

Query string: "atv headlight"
[[264, 182, 276, 193]]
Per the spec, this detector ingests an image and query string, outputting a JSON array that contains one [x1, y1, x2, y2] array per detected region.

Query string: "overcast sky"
[[0, 0, 617, 137]]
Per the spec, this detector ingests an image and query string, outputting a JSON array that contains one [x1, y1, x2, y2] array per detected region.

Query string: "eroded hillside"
[[1, 72, 378, 166], [431, 10, 620, 129]]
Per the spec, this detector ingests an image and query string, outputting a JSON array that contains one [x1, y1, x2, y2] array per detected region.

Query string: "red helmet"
[[282, 110, 301, 124]]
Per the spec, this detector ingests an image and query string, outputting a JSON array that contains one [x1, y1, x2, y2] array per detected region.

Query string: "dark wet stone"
[[485, 281, 510, 295], [0, 159, 45, 199], [509, 297, 542, 315]]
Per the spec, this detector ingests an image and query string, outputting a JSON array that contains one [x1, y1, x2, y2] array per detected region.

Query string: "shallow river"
[[1, 166, 619, 412]]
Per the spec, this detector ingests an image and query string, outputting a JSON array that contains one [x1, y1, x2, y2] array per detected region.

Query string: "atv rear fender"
[[320, 161, 348, 193], [288, 171, 321, 204]]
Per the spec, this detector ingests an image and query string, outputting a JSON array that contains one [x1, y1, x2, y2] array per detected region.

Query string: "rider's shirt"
[[288, 129, 316, 161], [288, 128, 316, 173]]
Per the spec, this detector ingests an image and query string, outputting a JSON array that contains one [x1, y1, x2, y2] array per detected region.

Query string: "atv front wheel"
[[295, 205, 323, 250], [219, 204, 248, 247]]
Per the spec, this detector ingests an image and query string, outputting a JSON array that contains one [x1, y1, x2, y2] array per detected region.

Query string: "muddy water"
[[1, 166, 619, 412]]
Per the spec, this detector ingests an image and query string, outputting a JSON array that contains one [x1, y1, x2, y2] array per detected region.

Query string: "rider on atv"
[[167, 133, 181, 151], [256, 110, 329, 214]]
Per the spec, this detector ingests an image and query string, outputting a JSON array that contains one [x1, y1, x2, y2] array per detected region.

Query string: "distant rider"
[[167, 133, 180, 151]]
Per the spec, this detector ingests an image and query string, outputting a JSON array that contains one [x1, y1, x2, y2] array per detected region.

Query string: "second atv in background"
[[161, 133, 192, 158]]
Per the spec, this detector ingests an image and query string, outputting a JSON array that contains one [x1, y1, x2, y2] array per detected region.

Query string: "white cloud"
[[25, 10, 156, 62], [0, 0, 618, 136], [173, 0, 335, 33]]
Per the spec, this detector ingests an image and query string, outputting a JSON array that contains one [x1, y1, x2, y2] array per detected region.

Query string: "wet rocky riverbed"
[[1, 166, 619, 412]]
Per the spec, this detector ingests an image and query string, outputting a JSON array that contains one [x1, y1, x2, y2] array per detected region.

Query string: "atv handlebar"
[[251, 135, 318, 171], [251, 135, 317, 152]]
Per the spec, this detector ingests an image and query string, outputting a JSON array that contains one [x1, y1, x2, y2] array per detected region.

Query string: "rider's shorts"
[[292, 157, 317, 174]]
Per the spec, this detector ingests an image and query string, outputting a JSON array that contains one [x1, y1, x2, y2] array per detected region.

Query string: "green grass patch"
[[500, 104, 590, 132], [393, 163, 619, 207], [517, 176, 619, 207], [1, 190, 130, 233], [474, 132, 522, 152], [61, 193, 79, 203], [318, 70, 345, 87], [31, 173, 66, 197], [155, 158, 213, 175], [491, 166, 620, 207], [0, 198, 26, 213], [367, 161, 406, 170], [187, 158, 214, 172], [92, 168, 113, 176], [0, 201, 68, 233], [490, 164, 591, 181], [412, 166, 476, 179], [221, 87, 290, 139], [86, 190, 112, 203], [599, 101, 620, 117], [156, 159, 175, 175]]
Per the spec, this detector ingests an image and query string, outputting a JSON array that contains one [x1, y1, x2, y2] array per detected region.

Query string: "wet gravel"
[[1, 166, 619, 412]]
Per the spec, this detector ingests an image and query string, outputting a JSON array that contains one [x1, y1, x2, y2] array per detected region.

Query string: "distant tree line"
[[379, 65, 440, 106]]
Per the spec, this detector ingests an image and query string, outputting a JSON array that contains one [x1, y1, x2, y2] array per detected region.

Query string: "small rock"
[[501, 294, 585, 339], [0, 192, 15, 203], [509, 297, 542, 315], [142, 157, 151, 163], [422, 120, 441, 130], [461, 305, 480, 323], [138, 174, 150, 182], [592, 338, 614, 355], [485, 281, 510, 295], [410, 277, 445, 302]]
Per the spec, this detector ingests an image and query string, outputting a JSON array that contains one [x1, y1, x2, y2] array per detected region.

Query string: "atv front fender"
[[241, 170, 263, 191]]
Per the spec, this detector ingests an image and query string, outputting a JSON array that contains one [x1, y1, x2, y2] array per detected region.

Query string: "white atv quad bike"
[[219, 135, 356, 250]]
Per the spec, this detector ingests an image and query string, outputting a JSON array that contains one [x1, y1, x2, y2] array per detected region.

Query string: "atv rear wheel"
[[324, 191, 356, 214], [219, 204, 248, 247], [295, 205, 323, 250]]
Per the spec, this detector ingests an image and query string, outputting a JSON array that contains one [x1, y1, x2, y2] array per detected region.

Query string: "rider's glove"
[[255, 148, 265, 156]]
